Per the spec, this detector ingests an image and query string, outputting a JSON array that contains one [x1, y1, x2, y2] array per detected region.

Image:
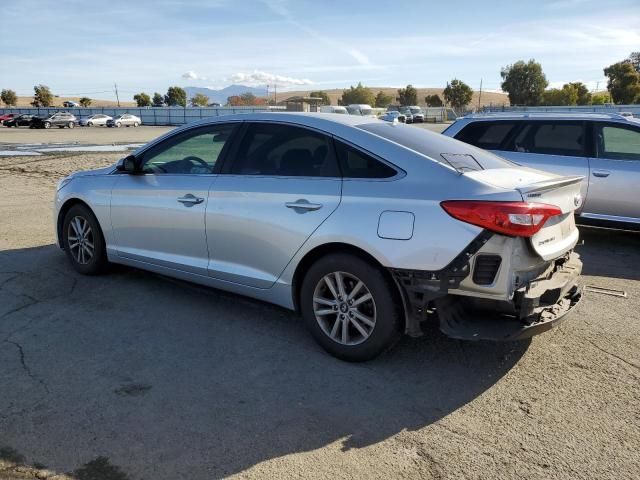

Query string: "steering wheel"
[[183, 156, 209, 168]]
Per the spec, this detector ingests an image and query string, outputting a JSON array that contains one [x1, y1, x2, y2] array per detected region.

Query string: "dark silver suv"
[[31, 112, 77, 129], [444, 112, 640, 230]]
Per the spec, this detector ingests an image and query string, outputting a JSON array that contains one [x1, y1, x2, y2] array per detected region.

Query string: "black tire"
[[62, 204, 108, 275], [44, 122, 51, 129], [300, 253, 402, 362], [68, 122, 74, 129], [133, 122, 139, 127], [116, 122, 121, 128], [87, 121, 93, 127]]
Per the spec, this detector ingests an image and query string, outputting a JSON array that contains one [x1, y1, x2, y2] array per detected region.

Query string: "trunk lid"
[[464, 168, 583, 261]]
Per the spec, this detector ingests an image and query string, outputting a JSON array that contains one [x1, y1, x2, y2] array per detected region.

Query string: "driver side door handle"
[[592, 170, 610, 178], [177, 194, 204, 206]]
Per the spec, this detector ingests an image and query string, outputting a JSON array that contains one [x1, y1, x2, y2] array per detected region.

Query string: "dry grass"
[[13, 96, 136, 108]]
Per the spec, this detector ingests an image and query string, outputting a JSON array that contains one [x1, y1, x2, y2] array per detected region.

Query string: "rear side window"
[[597, 124, 640, 160], [511, 121, 586, 157], [231, 123, 339, 177], [334, 140, 397, 178], [455, 121, 517, 150]]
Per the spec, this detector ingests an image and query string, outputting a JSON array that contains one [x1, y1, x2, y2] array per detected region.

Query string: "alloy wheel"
[[67, 216, 94, 265], [313, 271, 376, 345]]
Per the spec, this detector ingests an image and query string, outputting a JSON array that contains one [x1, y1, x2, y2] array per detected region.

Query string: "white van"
[[320, 106, 348, 114], [347, 104, 374, 117]]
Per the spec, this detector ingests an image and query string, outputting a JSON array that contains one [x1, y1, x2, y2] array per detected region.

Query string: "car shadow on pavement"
[[576, 227, 640, 281], [1, 245, 529, 478]]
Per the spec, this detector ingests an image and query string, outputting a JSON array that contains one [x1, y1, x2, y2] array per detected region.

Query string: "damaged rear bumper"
[[392, 248, 582, 341]]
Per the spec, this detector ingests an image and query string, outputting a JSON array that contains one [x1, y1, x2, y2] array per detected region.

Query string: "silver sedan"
[[54, 113, 583, 361], [79, 114, 112, 127]]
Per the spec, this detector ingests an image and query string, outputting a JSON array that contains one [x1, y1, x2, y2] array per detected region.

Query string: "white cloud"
[[181, 70, 206, 80], [229, 70, 313, 86]]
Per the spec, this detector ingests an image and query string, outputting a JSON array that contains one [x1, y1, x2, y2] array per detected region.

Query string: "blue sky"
[[1, 0, 639, 100]]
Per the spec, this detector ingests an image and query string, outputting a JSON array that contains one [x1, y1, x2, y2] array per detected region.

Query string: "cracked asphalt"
[[0, 128, 639, 479]]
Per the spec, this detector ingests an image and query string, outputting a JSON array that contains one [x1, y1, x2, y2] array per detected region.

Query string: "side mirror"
[[116, 154, 138, 174]]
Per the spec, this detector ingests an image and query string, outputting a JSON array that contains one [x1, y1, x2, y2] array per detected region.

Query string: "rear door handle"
[[177, 194, 204, 206], [285, 200, 323, 212], [592, 170, 610, 178]]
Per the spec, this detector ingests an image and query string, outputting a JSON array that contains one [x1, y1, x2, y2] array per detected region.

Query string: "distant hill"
[[185, 85, 269, 104], [12, 96, 135, 108], [279, 87, 510, 108]]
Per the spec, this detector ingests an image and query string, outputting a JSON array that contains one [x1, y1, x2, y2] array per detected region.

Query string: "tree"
[[443, 79, 473, 111], [164, 86, 187, 107], [603, 61, 640, 104], [541, 85, 578, 106], [565, 82, 591, 105], [226, 93, 268, 106], [374, 91, 393, 108], [396, 84, 418, 106], [500, 59, 548, 106], [339, 82, 375, 106], [424, 94, 443, 107], [190, 93, 209, 107], [628, 52, 640, 73], [152, 92, 164, 107], [32, 84, 53, 107], [309, 91, 331, 105], [134, 92, 152, 107], [1, 89, 17, 106], [79, 97, 92, 107], [591, 92, 611, 105]]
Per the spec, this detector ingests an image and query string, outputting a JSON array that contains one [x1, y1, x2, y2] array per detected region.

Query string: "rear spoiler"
[[516, 176, 584, 195]]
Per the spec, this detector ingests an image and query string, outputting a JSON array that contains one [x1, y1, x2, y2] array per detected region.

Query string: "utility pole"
[[274, 83, 277, 104], [114, 82, 120, 107], [477, 78, 483, 111]]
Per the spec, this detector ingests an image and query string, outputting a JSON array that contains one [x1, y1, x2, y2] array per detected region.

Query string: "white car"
[[79, 114, 113, 127], [107, 114, 142, 128]]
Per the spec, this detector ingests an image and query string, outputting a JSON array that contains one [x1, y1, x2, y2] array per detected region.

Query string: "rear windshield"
[[357, 122, 516, 171]]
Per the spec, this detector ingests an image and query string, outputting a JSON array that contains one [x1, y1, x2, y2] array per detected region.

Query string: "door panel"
[[206, 176, 341, 288], [111, 175, 215, 274], [582, 123, 640, 221]]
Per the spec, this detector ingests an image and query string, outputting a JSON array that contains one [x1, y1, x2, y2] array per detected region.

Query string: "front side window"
[[140, 124, 236, 174], [597, 124, 640, 160], [511, 121, 586, 157], [230, 123, 338, 177]]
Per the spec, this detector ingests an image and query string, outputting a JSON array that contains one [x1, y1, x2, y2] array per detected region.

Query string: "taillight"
[[440, 201, 562, 237]]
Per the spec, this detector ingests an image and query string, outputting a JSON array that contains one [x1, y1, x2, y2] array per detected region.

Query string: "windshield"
[[357, 122, 517, 171]]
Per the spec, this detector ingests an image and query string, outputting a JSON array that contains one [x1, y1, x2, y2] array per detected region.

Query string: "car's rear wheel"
[[300, 253, 402, 362], [87, 121, 93, 127], [133, 122, 139, 127], [62, 204, 108, 275]]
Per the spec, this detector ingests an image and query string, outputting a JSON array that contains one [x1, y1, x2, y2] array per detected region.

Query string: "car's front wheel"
[[68, 122, 74, 129], [87, 121, 93, 127], [62, 204, 108, 275], [133, 122, 139, 127], [300, 253, 402, 362], [116, 122, 121, 128], [43, 122, 51, 129]]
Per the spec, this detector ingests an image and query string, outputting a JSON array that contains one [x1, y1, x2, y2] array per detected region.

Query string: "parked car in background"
[[320, 105, 348, 114], [63, 101, 80, 108], [0, 113, 17, 125], [380, 111, 406, 123], [4, 114, 37, 127], [346, 104, 375, 117], [107, 114, 141, 128], [399, 107, 414, 124], [55, 112, 582, 361], [409, 106, 425, 123], [79, 114, 113, 127], [31, 112, 77, 129], [444, 112, 640, 230]]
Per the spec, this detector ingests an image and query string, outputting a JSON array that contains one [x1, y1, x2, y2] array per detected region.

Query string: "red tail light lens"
[[441, 201, 562, 237]]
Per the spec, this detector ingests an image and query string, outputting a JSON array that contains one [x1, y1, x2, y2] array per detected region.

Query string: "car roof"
[[460, 112, 639, 124]]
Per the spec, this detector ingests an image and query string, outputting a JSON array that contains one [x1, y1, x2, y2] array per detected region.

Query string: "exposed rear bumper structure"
[[392, 244, 582, 341]]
